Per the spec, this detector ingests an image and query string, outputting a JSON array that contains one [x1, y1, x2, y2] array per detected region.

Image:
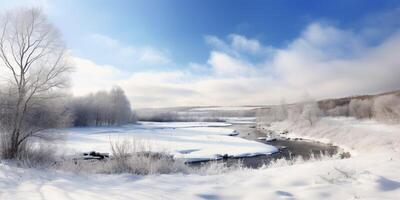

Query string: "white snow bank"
[[1, 152, 400, 200], [63, 122, 277, 162], [269, 117, 400, 154]]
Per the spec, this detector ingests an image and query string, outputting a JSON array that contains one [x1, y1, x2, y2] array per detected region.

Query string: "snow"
[[189, 106, 260, 111], [257, 136, 277, 142], [269, 117, 400, 155], [221, 117, 256, 124], [1, 151, 400, 199], [62, 121, 277, 162], [1, 117, 400, 199]]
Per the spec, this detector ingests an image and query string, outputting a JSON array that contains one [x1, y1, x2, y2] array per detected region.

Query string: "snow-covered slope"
[[269, 117, 400, 155], [63, 121, 277, 162]]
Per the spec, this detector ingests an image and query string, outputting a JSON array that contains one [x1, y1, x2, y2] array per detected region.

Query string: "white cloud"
[[204, 35, 228, 51], [229, 34, 262, 53], [71, 56, 122, 95], [88, 33, 171, 67], [205, 34, 273, 56], [139, 47, 171, 64], [90, 34, 120, 48], [207, 51, 256, 77], [70, 22, 400, 108]]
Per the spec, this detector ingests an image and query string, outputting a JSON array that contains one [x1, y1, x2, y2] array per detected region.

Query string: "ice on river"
[[63, 121, 277, 162]]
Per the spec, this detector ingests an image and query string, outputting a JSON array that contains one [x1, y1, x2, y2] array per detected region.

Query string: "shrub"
[[57, 139, 190, 175], [14, 142, 57, 168]]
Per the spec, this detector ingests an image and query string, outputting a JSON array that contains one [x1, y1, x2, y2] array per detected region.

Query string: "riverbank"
[[1, 117, 400, 199], [189, 122, 340, 168]]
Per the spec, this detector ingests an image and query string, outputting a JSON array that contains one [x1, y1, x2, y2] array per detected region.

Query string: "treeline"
[[257, 100, 322, 126], [257, 93, 400, 126], [70, 86, 136, 126], [324, 94, 400, 123]]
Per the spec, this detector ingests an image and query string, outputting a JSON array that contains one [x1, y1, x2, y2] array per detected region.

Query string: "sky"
[[2, 0, 400, 108]]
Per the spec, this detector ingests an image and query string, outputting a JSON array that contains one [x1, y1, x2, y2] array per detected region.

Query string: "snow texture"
[[1, 117, 400, 199], [63, 121, 277, 162]]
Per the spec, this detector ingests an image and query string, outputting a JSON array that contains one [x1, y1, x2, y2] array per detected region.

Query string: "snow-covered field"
[[1, 117, 400, 199], [62, 121, 277, 162], [221, 117, 256, 124], [189, 106, 261, 111]]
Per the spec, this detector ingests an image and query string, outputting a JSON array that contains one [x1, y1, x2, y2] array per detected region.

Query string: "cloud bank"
[[72, 22, 400, 108]]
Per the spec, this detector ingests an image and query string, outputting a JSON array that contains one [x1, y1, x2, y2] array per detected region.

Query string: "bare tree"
[[0, 8, 71, 159], [109, 86, 132, 124], [70, 86, 134, 126], [301, 102, 322, 126]]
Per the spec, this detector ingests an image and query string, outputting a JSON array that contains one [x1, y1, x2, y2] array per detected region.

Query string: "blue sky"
[[6, 0, 397, 70], [2, 0, 400, 107]]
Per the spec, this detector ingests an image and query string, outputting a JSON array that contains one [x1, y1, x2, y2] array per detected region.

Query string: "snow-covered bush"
[[265, 151, 338, 169], [57, 139, 190, 175], [107, 140, 190, 174], [373, 95, 400, 123], [15, 142, 57, 168], [348, 99, 373, 119]]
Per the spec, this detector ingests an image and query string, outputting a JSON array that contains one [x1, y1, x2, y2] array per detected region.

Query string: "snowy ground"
[[221, 117, 256, 124], [189, 106, 261, 111], [1, 117, 400, 199], [62, 121, 277, 162], [269, 117, 400, 155]]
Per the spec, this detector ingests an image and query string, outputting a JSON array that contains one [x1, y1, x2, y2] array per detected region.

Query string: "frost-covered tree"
[[109, 86, 132, 125], [300, 102, 322, 126], [71, 86, 134, 126], [326, 105, 349, 117], [0, 8, 71, 159], [373, 95, 400, 123], [256, 96, 322, 126], [349, 99, 373, 119]]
